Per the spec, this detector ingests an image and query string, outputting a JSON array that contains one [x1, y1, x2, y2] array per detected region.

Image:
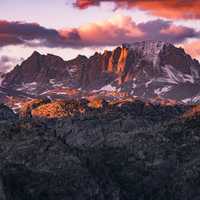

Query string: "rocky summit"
[[1, 41, 200, 111]]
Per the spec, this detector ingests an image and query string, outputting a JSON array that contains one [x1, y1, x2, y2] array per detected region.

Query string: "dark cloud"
[[0, 20, 82, 48], [74, 0, 200, 20], [138, 19, 200, 43]]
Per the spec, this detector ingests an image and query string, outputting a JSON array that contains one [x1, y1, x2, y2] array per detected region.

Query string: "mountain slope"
[[2, 40, 200, 103]]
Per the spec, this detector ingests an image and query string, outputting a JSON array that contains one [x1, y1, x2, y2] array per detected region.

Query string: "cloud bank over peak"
[[0, 15, 199, 49]]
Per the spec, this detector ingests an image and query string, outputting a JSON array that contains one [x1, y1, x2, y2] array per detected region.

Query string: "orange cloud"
[[180, 40, 200, 60], [60, 15, 200, 46], [74, 0, 200, 19], [161, 25, 187, 35], [0, 20, 81, 48], [60, 15, 144, 46], [74, 0, 95, 9]]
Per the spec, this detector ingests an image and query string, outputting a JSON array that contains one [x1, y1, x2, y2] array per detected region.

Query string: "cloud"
[[60, 15, 144, 46], [0, 20, 81, 48], [0, 55, 22, 72], [74, 0, 200, 20], [180, 40, 200, 60], [138, 20, 200, 43], [60, 16, 200, 46], [0, 16, 199, 49]]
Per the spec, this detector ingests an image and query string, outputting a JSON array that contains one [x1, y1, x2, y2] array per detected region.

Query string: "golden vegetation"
[[31, 100, 85, 119]]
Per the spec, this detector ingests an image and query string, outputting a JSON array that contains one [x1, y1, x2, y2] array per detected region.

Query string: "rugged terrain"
[[1, 41, 200, 111], [1, 40, 200, 199], [0, 99, 200, 199]]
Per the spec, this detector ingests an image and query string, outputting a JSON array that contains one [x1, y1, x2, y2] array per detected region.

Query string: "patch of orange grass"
[[88, 98, 103, 109], [31, 100, 85, 118]]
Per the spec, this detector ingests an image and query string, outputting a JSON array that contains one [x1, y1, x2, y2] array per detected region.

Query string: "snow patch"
[[162, 65, 194, 84], [117, 88, 121, 92], [132, 82, 137, 89], [154, 86, 172, 96], [68, 65, 79, 77], [56, 92, 67, 95], [0, 90, 6, 94], [11, 102, 23, 113], [182, 98, 192, 104], [53, 83, 64, 87], [41, 90, 50, 95], [145, 79, 153, 88], [192, 96, 200, 103], [100, 84, 116, 92], [16, 82, 37, 92], [127, 41, 165, 67], [49, 79, 56, 84]]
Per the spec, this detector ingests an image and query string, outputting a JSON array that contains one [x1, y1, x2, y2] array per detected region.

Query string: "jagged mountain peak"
[[121, 40, 172, 53], [2, 40, 200, 104], [30, 50, 42, 57], [29, 51, 64, 62], [122, 40, 168, 48], [74, 54, 88, 62]]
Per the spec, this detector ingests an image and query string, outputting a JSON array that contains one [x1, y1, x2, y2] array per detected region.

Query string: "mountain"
[[2, 40, 200, 106], [2, 41, 200, 199], [0, 72, 4, 85], [0, 103, 17, 120]]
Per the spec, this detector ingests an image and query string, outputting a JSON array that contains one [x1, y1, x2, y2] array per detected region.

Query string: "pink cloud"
[[180, 40, 200, 60], [60, 15, 144, 46], [0, 16, 199, 48]]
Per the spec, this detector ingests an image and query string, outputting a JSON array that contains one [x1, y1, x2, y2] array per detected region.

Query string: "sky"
[[0, 0, 200, 72]]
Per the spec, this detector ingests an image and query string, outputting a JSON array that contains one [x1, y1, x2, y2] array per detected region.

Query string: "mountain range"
[[1, 40, 200, 199], [1, 40, 200, 110]]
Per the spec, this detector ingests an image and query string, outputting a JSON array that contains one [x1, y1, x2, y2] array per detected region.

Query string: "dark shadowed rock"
[[0, 104, 17, 121], [0, 99, 199, 199]]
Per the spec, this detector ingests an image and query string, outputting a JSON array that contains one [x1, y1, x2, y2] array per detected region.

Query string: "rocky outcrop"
[[0, 104, 17, 121], [2, 51, 68, 87], [0, 100, 199, 199]]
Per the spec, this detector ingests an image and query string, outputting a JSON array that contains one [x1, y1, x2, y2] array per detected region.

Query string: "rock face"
[[2, 52, 88, 90], [1, 100, 200, 199], [1, 40, 200, 199], [2, 40, 200, 103], [0, 72, 4, 86], [0, 104, 17, 121]]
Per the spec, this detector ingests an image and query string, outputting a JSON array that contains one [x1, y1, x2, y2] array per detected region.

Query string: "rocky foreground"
[[0, 99, 200, 199]]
